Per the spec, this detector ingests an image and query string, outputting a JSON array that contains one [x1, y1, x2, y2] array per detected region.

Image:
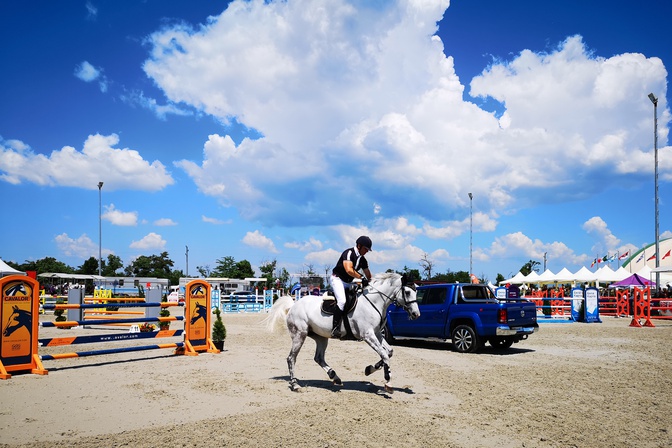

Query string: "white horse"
[[265, 272, 420, 392]]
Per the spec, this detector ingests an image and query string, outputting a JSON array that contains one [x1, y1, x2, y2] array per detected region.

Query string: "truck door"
[[389, 286, 448, 338]]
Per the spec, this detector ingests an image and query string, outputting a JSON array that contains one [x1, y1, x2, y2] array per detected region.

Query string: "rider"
[[330, 235, 373, 338]]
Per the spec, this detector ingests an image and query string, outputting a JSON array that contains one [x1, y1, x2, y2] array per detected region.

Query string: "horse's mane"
[[371, 272, 401, 286]]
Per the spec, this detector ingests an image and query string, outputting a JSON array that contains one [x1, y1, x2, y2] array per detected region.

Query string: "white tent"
[[523, 271, 540, 284], [500, 271, 527, 285], [553, 267, 575, 283], [612, 267, 631, 282], [636, 265, 652, 279], [0, 259, 25, 277], [536, 269, 557, 284], [573, 266, 598, 283], [596, 266, 620, 283]]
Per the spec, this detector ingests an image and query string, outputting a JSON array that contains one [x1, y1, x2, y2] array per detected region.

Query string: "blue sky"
[[1, 0, 670, 282]]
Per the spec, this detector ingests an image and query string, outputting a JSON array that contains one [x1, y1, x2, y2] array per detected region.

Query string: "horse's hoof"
[[365, 365, 375, 376], [290, 381, 302, 392], [333, 376, 342, 386], [384, 383, 394, 394]]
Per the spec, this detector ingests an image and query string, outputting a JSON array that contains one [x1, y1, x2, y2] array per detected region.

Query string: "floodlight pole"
[[185, 245, 189, 277], [468, 192, 473, 283], [98, 182, 104, 277], [648, 93, 660, 293]]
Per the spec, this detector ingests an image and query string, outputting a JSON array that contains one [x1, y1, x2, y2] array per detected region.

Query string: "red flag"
[[662, 250, 671, 260], [619, 251, 629, 260], [647, 253, 657, 261]]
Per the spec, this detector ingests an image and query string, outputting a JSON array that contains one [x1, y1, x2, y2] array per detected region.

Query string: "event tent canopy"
[[0, 259, 25, 276], [609, 273, 656, 288]]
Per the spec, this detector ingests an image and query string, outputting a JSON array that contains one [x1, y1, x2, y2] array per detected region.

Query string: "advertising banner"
[[184, 279, 215, 354], [0, 275, 47, 378]]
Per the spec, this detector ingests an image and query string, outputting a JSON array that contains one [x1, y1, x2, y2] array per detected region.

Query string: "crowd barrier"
[[0, 276, 219, 379]]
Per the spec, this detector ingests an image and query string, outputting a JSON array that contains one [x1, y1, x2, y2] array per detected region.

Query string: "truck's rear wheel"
[[451, 324, 480, 353]]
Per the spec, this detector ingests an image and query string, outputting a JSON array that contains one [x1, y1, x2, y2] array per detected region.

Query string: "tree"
[[124, 252, 174, 278], [431, 270, 470, 283], [259, 259, 277, 286], [520, 260, 540, 276], [235, 260, 255, 279], [169, 269, 184, 286], [396, 266, 421, 282], [276, 267, 291, 289], [77, 257, 99, 275], [16, 257, 74, 275], [103, 254, 124, 276], [212, 256, 236, 277], [211, 256, 255, 279], [197, 265, 211, 277], [419, 252, 435, 280], [496, 273, 506, 284]]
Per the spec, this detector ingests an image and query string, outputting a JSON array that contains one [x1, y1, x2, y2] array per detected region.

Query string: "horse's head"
[[395, 274, 420, 320], [3, 305, 31, 337], [190, 303, 209, 324]]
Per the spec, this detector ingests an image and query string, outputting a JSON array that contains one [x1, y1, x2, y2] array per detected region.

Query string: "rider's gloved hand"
[[361, 277, 369, 287]]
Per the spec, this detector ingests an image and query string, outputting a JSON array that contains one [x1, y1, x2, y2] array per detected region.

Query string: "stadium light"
[[468, 192, 473, 282], [648, 93, 660, 293], [98, 182, 104, 277]]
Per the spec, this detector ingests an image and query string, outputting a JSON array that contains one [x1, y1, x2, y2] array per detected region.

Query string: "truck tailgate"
[[504, 302, 537, 327]]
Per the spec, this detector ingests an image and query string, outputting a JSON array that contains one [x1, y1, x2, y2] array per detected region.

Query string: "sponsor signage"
[[0, 275, 47, 379]]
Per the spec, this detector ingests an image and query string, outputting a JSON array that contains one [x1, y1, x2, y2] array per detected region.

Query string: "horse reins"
[[361, 281, 417, 328]]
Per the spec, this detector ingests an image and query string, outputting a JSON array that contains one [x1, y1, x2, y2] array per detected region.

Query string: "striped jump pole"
[[40, 342, 185, 361], [40, 316, 184, 328], [39, 329, 184, 347], [42, 302, 183, 310]]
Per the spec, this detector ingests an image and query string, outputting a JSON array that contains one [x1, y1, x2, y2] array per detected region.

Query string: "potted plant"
[[139, 322, 156, 332], [212, 307, 227, 351], [54, 299, 67, 322], [158, 294, 171, 331]]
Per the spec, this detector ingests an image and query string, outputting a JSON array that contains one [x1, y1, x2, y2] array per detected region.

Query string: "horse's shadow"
[[271, 375, 415, 397]]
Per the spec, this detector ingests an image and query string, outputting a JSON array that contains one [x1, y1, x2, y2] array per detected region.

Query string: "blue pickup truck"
[[385, 283, 538, 353]]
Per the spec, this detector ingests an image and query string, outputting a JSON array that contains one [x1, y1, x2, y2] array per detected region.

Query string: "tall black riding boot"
[[331, 307, 343, 338]]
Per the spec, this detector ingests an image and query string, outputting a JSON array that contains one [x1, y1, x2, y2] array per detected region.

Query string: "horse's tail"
[[262, 295, 295, 333]]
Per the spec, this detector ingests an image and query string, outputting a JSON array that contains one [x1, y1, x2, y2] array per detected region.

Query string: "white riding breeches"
[[330, 275, 351, 311]]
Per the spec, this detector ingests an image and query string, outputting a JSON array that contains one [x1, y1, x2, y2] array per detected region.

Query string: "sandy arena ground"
[[0, 312, 671, 448]]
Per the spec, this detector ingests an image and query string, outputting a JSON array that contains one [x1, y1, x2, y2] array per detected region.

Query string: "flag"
[[647, 253, 656, 261], [662, 250, 671, 260], [602, 255, 609, 263], [619, 251, 629, 260], [636, 253, 644, 263], [590, 258, 597, 268]]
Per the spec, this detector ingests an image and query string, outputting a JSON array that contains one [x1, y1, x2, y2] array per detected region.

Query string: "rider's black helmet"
[[356, 235, 372, 250]]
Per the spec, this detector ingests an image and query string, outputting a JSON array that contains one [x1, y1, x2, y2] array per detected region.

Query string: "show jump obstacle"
[[0, 276, 218, 379]]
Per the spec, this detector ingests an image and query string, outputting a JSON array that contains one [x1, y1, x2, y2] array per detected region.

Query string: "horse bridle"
[[362, 279, 418, 326]]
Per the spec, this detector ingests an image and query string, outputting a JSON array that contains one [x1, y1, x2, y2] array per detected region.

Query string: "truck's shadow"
[[390, 338, 535, 355]]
